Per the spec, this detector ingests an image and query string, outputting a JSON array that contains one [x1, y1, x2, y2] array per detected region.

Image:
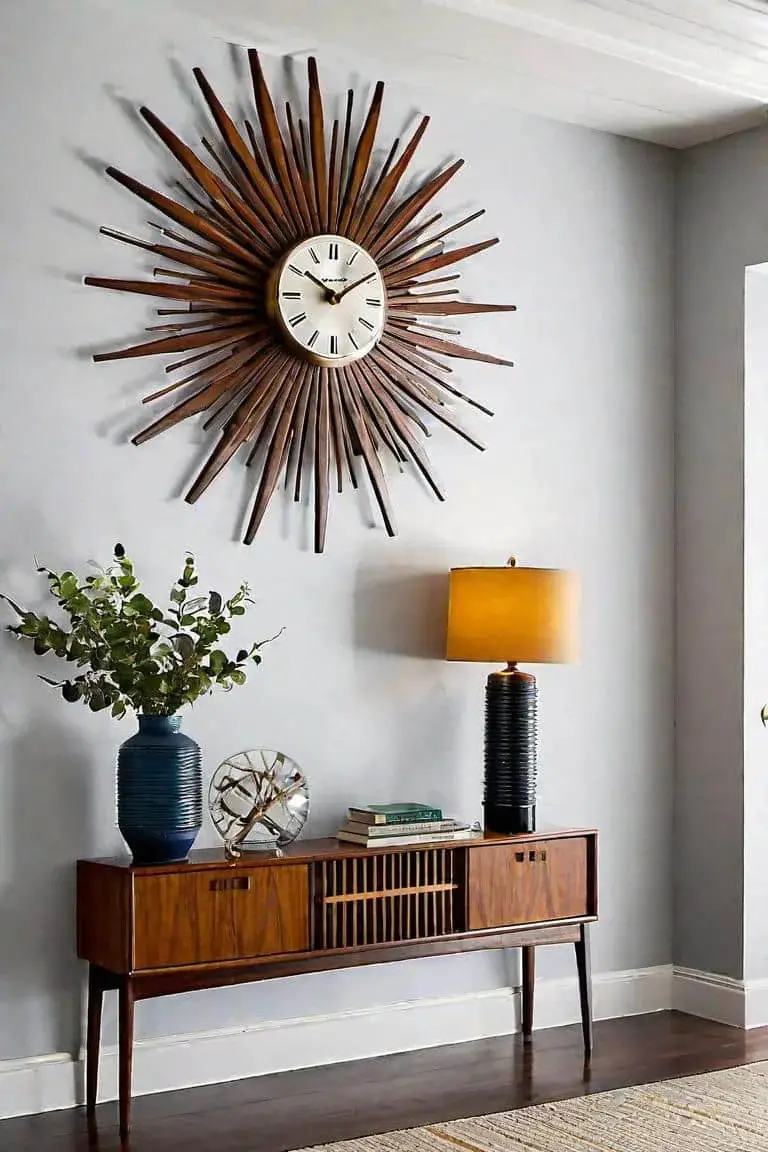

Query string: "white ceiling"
[[98, 0, 768, 147]]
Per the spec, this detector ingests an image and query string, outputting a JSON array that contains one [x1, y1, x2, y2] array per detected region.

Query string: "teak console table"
[[77, 827, 597, 1142]]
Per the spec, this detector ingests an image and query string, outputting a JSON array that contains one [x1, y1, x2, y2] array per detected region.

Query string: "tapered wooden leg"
[[521, 945, 535, 1042], [86, 965, 104, 1114], [118, 978, 135, 1145], [575, 923, 593, 1058]]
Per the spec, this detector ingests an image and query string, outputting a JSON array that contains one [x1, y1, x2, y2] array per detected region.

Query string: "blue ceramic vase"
[[117, 714, 202, 865]]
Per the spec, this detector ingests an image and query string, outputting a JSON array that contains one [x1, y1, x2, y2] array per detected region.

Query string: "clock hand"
[[303, 269, 338, 304], [335, 270, 377, 301]]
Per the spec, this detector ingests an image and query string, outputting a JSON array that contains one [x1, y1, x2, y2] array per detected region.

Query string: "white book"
[[342, 819, 465, 838], [336, 826, 483, 848]]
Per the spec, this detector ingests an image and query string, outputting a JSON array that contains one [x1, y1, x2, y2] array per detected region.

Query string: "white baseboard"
[[536, 965, 672, 1030], [670, 966, 768, 1030], [745, 978, 768, 1029], [0, 962, 718, 1121], [671, 966, 745, 1028]]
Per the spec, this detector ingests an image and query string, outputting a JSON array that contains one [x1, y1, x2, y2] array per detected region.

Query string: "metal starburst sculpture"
[[85, 51, 515, 552]]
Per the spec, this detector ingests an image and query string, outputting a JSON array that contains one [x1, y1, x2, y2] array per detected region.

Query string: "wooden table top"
[[80, 826, 597, 873]]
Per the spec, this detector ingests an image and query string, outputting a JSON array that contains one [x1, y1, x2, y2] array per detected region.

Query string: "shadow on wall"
[[352, 560, 461, 806], [0, 716, 95, 1059], [353, 564, 450, 660]]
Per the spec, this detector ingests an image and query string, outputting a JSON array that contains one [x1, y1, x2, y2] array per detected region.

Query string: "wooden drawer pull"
[[209, 876, 251, 892]]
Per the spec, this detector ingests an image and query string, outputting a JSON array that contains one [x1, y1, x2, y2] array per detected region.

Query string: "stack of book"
[[336, 803, 481, 847]]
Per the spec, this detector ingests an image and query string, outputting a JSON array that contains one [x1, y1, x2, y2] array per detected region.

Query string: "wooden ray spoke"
[[329, 371, 359, 492], [313, 367, 332, 554], [384, 323, 514, 368], [369, 159, 464, 257], [93, 320, 256, 364], [390, 320, 461, 338], [327, 371, 347, 493], [199, 135, 288, 249], [99, 229, 255, 289], [138, 107, 273, 264], [348, 359, 406, 465], [247, 52, 303, 232], [385, 238, 500, 285], [84, 276, 252, 308], [102, 168, 265, 272], [293, 368, 319, 504], [347, 133, 399, 240], [243, 366, 308, 544], [365, 355, 432, 436], [371, 347, 485, 451], [336, 90, 354, 231], [389, 300, 516, 317], [307, 58, 329, 232], [338, 81, 384, 234], [148, 334, 269, 405], [354, 116, 430, 247], [86, 48, 513, 549], [284, 103, 317, 233], [365, 369, 446, 501], [186, 347, 288, 504], [133, 371, 240, 446], [396, 273, 461, 292], [327, 120, 341, 237], [379, 213, 443, 266], [338, 367, 396, 538], [193, 66, 289, 231], [381, 209, 486, 272], [377, 339, 495, 418]]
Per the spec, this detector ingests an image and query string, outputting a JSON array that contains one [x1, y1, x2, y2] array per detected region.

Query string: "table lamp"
[[446, 559, 578, 835]]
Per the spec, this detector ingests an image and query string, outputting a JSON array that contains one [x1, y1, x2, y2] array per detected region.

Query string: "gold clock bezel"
[[266, 235, 387, 369]]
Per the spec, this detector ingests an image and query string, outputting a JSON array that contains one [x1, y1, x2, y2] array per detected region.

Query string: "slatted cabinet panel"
[[313, 847, 466, 949]]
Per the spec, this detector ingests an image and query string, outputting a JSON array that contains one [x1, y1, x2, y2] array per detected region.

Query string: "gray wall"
[[0, 0, 676, 1062], [676, 127, 768, 980]]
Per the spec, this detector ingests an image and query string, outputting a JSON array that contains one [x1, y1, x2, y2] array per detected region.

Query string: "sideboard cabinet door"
[[467, 837, 589, 930], [133, 865, 309, 969]]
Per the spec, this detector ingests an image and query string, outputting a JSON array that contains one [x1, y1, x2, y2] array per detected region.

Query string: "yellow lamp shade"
[[446, 565, 578, 664]]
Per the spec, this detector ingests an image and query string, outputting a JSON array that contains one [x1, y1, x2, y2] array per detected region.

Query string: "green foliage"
[[2, 545, 279, 717]]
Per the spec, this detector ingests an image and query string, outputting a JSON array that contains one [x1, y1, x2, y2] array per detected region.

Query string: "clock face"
[[271, 234, 386, 366]]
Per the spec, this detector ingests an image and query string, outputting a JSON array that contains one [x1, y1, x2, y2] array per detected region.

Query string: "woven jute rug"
[[298, 1060, 768, 1150]]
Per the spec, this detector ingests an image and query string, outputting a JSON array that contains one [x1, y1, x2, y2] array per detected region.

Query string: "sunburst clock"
[[85, 52, 515, 552]]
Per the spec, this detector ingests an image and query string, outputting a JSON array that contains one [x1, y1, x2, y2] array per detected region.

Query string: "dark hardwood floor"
[[4, 1012, 768, 1151]]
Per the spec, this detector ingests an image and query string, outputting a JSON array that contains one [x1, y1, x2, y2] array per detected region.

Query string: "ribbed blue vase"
[[117, 714, 202, 865]]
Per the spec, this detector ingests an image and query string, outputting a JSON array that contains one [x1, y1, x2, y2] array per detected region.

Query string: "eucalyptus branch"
[[2, 545, 279, 717]]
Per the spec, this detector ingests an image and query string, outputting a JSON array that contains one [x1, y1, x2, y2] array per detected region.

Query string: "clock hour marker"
[[289, 312, 307, 327], [308, 330, 319, 348], [288, 263, 302, 276], [329, 334, 338, 355], [329, 242, 339, 260], [348, 332, 359, 350], [359, 317, 375, 331], [365, 298, 381, 307], [309, 247, 320, 264], [347, 251, 358, 266], [282, 291, 301, 299]]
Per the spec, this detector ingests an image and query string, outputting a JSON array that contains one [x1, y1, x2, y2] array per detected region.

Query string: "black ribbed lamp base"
[[483, 666, 537, 835]]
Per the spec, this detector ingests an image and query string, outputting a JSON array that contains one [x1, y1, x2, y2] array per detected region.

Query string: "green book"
[[346, 802, 443, 826]]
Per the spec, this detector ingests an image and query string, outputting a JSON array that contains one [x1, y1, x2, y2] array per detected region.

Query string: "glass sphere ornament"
[[208, 749, 309, 858]]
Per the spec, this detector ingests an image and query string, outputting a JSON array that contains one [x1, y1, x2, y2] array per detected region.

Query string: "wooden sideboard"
[[77, 827, 598, 1143]]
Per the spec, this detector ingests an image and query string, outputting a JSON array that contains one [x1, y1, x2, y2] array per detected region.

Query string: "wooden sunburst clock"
[[85, 52, 515, 552]]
